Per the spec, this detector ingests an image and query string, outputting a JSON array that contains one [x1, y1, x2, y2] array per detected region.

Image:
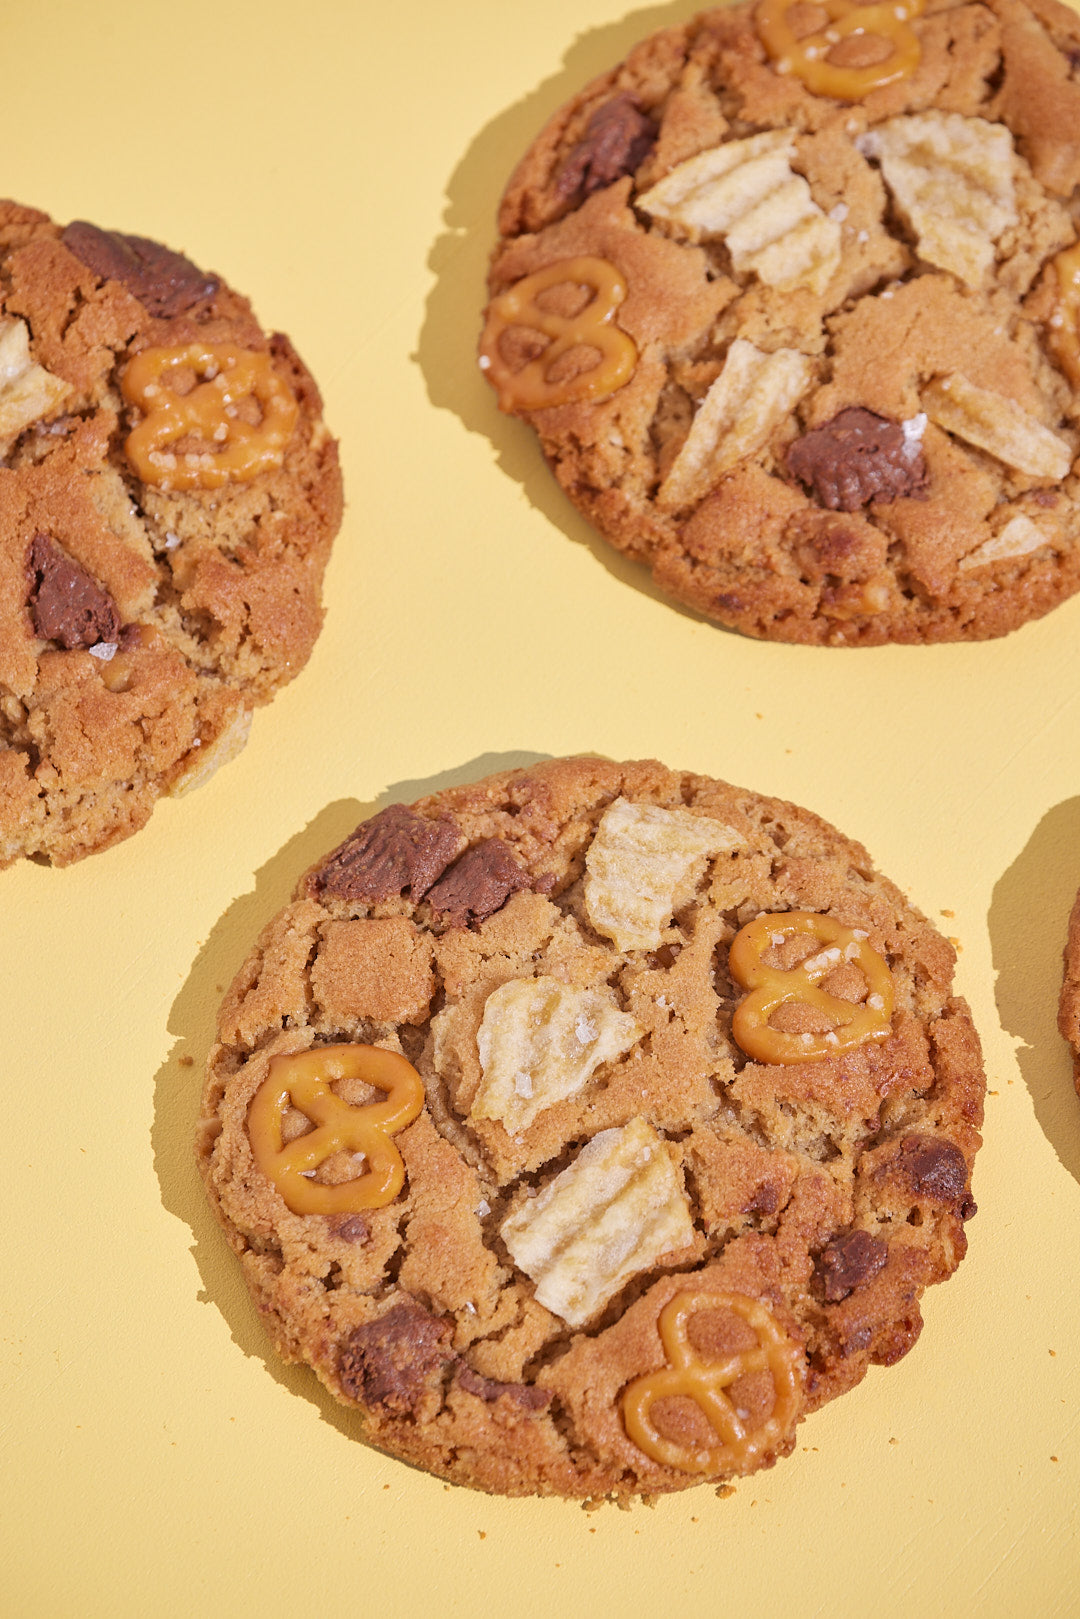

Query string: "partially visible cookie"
[[1058, 887, 1080, 1092], [197, 756, 985, 1500], [0, 201, 343, 865], [480, 0, 1080, 645]]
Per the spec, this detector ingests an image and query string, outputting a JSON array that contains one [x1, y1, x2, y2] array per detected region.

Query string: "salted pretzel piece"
[[121, 342, 299, 491], [729, 911, 893, 1063], [479, 256, 638, 412], [756, 0, 927, 101], [247, 1044, 425, 1216], [622, 1291, 802, 1473], [1049, 241, 1080, 389]]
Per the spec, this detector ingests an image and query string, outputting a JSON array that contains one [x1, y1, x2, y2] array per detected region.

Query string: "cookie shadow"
[[150, 751, 551, 1444], [413, 0, 724, 633], [987, 796, 1080, 1185]]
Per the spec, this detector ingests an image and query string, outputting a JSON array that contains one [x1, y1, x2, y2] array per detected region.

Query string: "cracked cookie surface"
[[480, 0, 1080, 645], [197, 756, 985, 1500], [0, 200, 342, 865]]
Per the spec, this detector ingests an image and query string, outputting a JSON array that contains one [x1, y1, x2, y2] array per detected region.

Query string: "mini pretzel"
[[479, 256, 638, 412], [247, 1045, 425, 1216], [121, 342, 299, 491], [1049, 242, 1080, 389], [622, 1291, 802, 1473], [729, 911, 893, 1063], [756, 0, 927, 101]]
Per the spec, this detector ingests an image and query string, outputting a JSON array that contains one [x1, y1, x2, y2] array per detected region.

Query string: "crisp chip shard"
[[499, 1117, 694, 1327], [584, 798, 741, 952], [659, 338, 812, 511], [856, 113, 1017, 290], [472, 977, 642, 1135], [958, 513, 1050, 571], [637, 131, 841, 295], [0, 318, 70, 455], [167, 709, 252, 797], [923, 373, 1072, 481]]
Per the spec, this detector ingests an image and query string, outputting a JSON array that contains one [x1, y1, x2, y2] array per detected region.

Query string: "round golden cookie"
[[479, 0, 1080, 645], [0, 201, 343, 866], [197, 757, 985, 1500]]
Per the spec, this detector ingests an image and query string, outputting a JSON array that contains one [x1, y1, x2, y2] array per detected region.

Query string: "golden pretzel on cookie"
[[756, 0, 927, 100], [622, 1291, 802, 1473], [1049, 242, 1080, 388], [247, 1045, 425, 1216], [479, 256, 638, 412], [729, 911, 893, 1063], [121, 342, 299, 491]]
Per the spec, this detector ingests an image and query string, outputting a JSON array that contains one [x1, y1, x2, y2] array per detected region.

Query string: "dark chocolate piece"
[[426, 838, 533, 928], [338, 1300, 454, 1415], [312, 804, 461, 904], [555, 94, 657, 202], [27, 533, 120, 650], [787, 408, 929, 512], [62, 220, 219, 319], [816, 1229, 888, 1302]]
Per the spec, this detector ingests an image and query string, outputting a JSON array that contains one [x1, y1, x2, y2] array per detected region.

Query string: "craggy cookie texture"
[[480, 0, 1080, 644], [0, 201, 342, 865], [198, 757, 984, 1500]]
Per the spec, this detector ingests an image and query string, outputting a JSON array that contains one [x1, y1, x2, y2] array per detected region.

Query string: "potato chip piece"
[[584, 797, 741, 952], [0, 318, 70, 455], [658, 338, 813, 511], [924, 372, 1072, 481], [637, 131, 841, 295], [856, 113, 1017, 289], [499, 1117, 695, 1327], [958, 513, 1051, 571], [472, 976, 642, 1134]]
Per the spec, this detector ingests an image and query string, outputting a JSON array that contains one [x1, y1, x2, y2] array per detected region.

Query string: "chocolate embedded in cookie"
[[480, 0, 1080, 645], [0, 199, 343, 867], [197, 756, 986, 1500]]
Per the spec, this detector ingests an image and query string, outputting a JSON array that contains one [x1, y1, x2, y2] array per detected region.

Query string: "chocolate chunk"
[[338, 1300, 454, 1415], [331, 1215, 370, 1244], [787, 408, 929, 512], [27, 533, 121, 650], [816, 1229, 888, 1302], [62, 220, 219, 319], [426, 838, 533, 928], [554, 93, 657, 203], [897, 1134, 969, 1202], [743, 1183, 781, 1216], [312, 803, 461, 904], [457, 1364, 552, 1413]]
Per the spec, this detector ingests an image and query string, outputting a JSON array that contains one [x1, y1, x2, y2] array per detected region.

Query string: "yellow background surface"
[[3, 1, 1078, 1613]]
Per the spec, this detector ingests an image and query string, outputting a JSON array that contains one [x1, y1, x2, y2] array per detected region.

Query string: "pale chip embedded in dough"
[[637, 131, 842, 295], [856, 113, 1017, 290], [923, 372, 1073, 481], [472, 976, 643, 1135], [958, 512, 1051, 571], [498, 1116, 695, 1327], [584, 797, 741, 952], [659, 339, 812, 510], [0, 317, 71, 455]]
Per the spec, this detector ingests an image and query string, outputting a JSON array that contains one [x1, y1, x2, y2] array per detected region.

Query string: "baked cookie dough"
[[197, 756, 985, 1500], [479, 0, 1080, 645], [1058, 887, 1080, 1093], [0, 200, 343, 865]]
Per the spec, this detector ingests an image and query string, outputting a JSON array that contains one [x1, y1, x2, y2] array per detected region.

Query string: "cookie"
[[0, 201, 343, 865], [1058, 887, 1080, 1092], [479, 0, 1080, 645], [197, 756, 984, 1500]]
